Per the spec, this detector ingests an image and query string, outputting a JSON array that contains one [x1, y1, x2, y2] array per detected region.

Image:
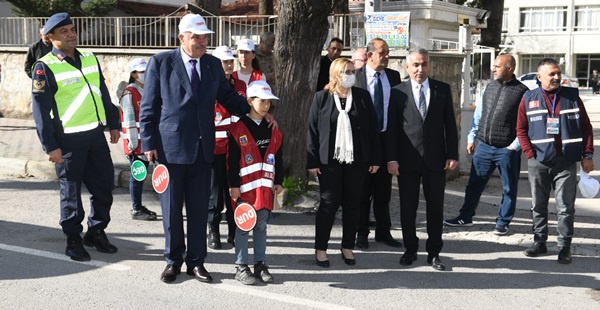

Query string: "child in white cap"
[[119, 57, 157, 221], [228, 80, 283, 285], [233, 38, 266, 96]]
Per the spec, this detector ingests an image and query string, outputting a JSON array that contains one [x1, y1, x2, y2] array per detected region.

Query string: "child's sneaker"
[[235, 265, 256, 285], [254, 261, 273, 283]]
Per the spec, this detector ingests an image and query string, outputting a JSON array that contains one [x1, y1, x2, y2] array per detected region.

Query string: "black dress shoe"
[[83, 229, 118, 253], [428, 255, 446, 271], [186, 265, 213, 283], [160, 264, 181, 283], [558, 247, 572, 264], [315, 251, 330, 268], [356, 234, 369, 249], [375, 234, 403, 247], [400, 251, 417, 266], [341, 249, 356, 266], [207, 225, 222, 250], [65, 234, 91, 262], [227, 236, 235, 247], [524, 241, 547, 257]]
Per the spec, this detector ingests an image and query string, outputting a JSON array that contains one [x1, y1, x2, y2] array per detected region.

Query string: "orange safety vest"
[[119, 85, 142, 155], [229, 121, 282, 211]]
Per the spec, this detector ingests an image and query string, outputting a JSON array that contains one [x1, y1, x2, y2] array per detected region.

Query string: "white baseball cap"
[[128, 58, 147, 72], [237, 38, 255, 52], [212, 45, 235, 60], [246, 80, 279, 100], [578, 168, 599, 198], [178, 14, 214, 35]]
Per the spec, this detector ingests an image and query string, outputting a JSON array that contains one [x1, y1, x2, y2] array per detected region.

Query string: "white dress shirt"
[[410, 78, 430, 112], [180, 47, 201, 81]]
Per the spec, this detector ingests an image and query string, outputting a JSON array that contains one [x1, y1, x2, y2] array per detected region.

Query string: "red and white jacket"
[[229, 122, 282, 211], [214, 103, 240, 155], [119, 85, 142, 155], [232, 70, 264, 97]]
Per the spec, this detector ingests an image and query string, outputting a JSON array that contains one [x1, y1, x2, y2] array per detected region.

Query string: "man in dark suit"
[[139, 14, 251, 284], [354, 38, 402, 249], [316, 37, 343, 92], [386, 48, 459, 271]]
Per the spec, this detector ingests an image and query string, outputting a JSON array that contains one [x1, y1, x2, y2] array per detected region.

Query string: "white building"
[[503, 0, 600, 86]]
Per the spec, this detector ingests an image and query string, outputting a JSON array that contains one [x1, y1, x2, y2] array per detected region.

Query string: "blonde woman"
[[307, 58, 381, 267]]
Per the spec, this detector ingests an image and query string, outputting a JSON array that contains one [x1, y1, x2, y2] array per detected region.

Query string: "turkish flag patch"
[[35, 69, 45, 76], [528, 100, 539, 108]]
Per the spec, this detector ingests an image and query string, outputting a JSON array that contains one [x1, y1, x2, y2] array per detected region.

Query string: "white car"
[[518, 72, 580, 90]]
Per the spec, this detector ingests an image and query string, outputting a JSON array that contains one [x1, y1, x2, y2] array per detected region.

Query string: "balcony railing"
[[0, 14, 365, 50]]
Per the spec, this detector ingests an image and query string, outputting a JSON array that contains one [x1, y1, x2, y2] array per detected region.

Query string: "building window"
[[575, 6, 600, 31], [520, 7, 567, 33], [502, 8, 508, 33], [519, 54, 564, 74]]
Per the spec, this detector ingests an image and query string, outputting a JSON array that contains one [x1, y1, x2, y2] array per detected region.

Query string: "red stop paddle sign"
[[234, 202, 257, 231], [152, 164, 170, 194]]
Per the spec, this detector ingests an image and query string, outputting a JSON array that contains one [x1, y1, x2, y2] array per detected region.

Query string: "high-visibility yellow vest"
[[39, 50, 106, 133]]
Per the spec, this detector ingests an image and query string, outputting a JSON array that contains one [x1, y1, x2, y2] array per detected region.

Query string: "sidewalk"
[[1, 89, 599, 259]]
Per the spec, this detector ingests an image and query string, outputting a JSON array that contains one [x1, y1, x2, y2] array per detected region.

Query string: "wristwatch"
[[583, 153, 593, 160]]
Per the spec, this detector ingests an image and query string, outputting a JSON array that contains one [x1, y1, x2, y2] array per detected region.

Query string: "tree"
[[274, 0, 343, 180], [258, 0, 274, 15], [191, 0, 221, 16], [4, 0, 117, 17]]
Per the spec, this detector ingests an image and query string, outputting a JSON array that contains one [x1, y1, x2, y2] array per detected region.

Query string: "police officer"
[[31, 12, 121, 262]]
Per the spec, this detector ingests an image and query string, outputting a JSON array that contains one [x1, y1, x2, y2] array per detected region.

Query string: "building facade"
[[503, 0, 600, 86]]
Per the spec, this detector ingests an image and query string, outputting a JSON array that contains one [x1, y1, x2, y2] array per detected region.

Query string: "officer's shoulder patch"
[[32, 80, 45, 93], [35, 69, 45, 76]]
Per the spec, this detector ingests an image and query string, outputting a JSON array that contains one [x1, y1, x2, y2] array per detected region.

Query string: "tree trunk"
[[258, 0, 275, 33], [479, 0, 504, 79], [191, 0, 221, 16], [332, 0, 350, 48], [274, 0, 341, 180]]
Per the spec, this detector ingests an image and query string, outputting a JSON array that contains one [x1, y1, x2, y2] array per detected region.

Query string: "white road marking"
[[216, 283, 354, 310], [0, 243, 131, 271]]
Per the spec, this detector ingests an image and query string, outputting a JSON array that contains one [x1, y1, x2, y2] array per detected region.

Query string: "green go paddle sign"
[[131, 160, 147, 181]]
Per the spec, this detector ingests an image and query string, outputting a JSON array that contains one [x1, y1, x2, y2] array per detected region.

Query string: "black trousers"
[[56, 127, 114, 235], [207, 154, 235, 238], [397, 163, 446, 256], [358, 134, 392, 237], [315, 160, 368, 251]]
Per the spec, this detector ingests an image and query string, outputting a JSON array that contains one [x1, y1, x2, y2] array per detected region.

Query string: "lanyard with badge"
[[542, 87, 560, 135]]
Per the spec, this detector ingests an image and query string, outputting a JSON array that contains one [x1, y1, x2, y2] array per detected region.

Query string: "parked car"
[[518, 72, 580, 90]]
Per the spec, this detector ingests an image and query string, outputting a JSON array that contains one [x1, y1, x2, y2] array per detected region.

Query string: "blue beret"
[[44, 12, 73, 36]]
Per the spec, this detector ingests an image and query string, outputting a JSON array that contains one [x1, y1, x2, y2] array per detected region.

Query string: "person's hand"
[[264, 113, 278, 130], [581, 158, 594, 174], [506, 146, 514, 151], [274, 184, 283, 195], [128, 138, 138, 152], [145, 150, 158, 163], [308, 168, 320, 177], [109, 129, 120, 144], [466, 143, 475, 155], [445, 159, 458, 171], [369, 165, 379, 174], [47, 148, 63, 163], [230, 187, 241, 201], [387, 162, 399, 176]]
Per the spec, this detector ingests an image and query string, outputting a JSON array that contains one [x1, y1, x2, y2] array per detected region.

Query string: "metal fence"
[[0, 14, 366, 50]]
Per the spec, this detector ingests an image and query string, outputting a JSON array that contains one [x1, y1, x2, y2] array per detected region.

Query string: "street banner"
[[364, 11, 411, 49]]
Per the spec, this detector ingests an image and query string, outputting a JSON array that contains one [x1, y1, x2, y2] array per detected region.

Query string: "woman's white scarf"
[[333, 90, 354, 164]]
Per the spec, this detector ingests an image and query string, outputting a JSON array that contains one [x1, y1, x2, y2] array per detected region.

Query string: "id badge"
[[546, 117, 560, 135]]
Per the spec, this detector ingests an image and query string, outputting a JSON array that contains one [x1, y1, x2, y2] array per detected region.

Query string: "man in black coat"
[[354, 38, 402, 249], [316, 37, 343, 92], [387, 47, 459, 271], [24, 27, 52, 78]]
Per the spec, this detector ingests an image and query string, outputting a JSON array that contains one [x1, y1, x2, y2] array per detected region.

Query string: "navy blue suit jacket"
[[140, 48, 250, 164]]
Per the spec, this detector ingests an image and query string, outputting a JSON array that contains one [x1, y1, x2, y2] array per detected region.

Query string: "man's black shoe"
[[356, 234, 369, 249], [83, 229, 118, 253], [227, 236, 235, 247], [187, 265, 213, 283], [131, 206, 157, 221], [65, 234, 91, 262], [400, 251, 417, 266], [427, 255, 446, 271], [558, 247, 572, 264], [524, 242, 547, 257], [207, 225, 222, 250], [160, 264, 181, 283], [375, 234, 403, 247]]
